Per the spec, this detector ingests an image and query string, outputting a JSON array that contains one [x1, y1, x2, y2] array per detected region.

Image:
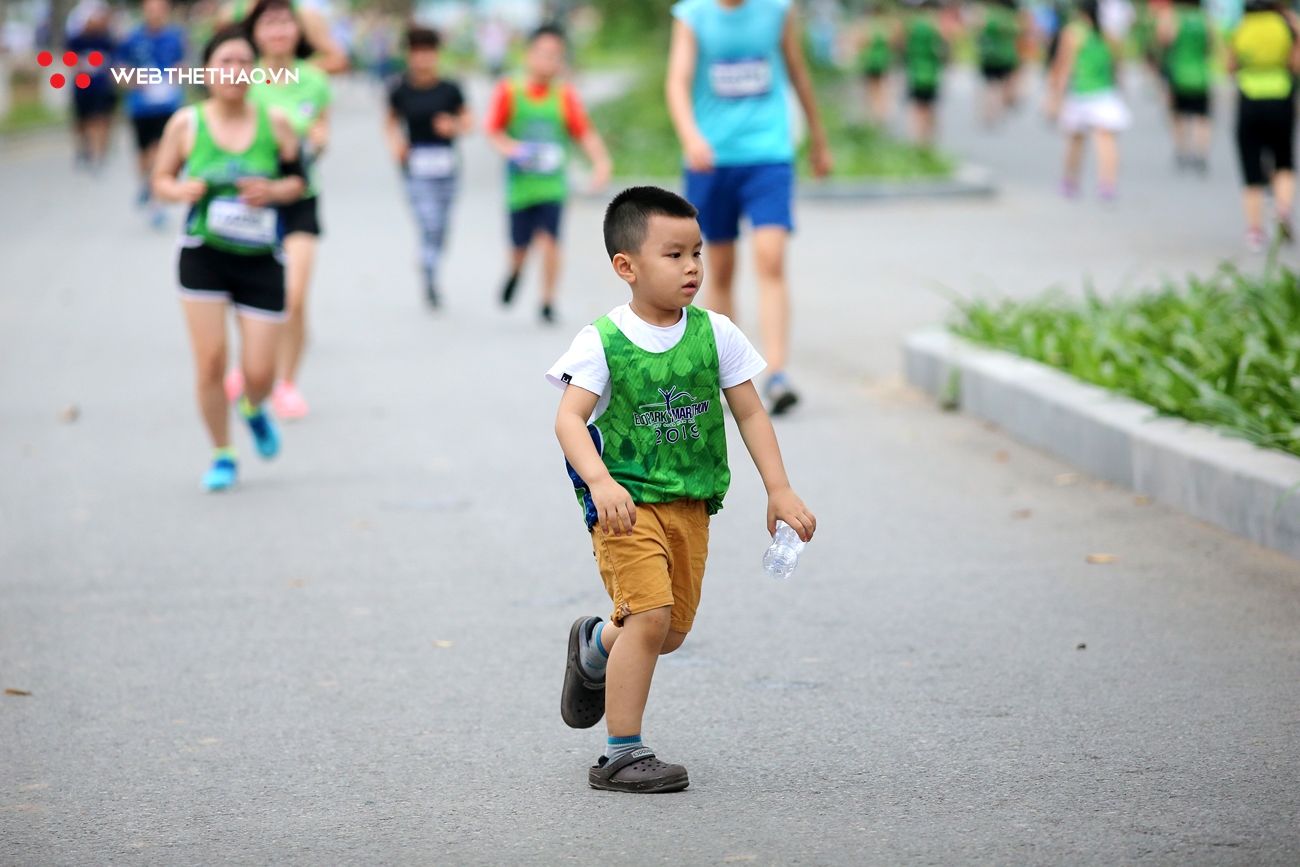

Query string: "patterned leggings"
[[404, 174, 459, 278]]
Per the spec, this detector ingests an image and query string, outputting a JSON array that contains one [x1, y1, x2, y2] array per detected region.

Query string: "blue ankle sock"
[[578, 619, 609, 679], [604, 734, 645, 764]]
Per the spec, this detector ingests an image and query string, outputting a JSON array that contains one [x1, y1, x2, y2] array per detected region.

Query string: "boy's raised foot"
[[561, 615, 606, 728], [766, 373, 800, 416], [540, 304, 556, 325], [501, 271, 520, 306], [589, 750, 689, 794]]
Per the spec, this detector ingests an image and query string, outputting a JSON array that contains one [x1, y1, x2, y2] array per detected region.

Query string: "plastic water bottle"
[[763, 521, 806, 580]]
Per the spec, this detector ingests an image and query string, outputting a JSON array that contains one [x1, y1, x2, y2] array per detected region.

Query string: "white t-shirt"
[[546, 304, 767, 422]]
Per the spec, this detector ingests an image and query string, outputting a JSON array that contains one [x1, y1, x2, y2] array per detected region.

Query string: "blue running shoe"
[[244, 405, 281, 459], [202, 456, 238, 491]]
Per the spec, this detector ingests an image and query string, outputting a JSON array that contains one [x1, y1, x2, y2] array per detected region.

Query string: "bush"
[[952, 263, 1300, 458]]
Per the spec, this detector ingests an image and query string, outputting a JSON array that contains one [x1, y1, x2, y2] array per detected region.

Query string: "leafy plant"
[[951, 263, 1300, 458]]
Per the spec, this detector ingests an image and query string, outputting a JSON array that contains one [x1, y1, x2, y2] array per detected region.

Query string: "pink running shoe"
[[224, 368, 244, 403], [272, 380, 309, 419]]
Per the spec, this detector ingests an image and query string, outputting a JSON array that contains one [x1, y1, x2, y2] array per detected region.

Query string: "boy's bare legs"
[[1094, 129, 1119, 195], [595, 608, 685, 736], [1062, 131, 1086, 195]]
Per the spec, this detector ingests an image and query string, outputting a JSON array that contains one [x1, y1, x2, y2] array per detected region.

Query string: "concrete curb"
[[573, 164, 996, 204], [903, 327, 1300, 559]]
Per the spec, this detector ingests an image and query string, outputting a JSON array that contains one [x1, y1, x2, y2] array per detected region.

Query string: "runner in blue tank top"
[[666, 0, 832, 416]]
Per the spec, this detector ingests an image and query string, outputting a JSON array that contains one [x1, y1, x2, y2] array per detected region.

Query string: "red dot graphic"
[[88, 51, 103, 67], [63, 51, 78, 66], [76, 73, 91, 89], [50, 73, 66, 88], [37, 51, 53, 67]]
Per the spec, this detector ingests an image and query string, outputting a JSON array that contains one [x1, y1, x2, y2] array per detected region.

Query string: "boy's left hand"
[[768, 486, 816, 543]]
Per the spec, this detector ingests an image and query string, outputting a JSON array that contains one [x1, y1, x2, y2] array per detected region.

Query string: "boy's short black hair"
[[529, 22, 567, 44], [603, 186, 699, 260], [407, 26, 441, 50]]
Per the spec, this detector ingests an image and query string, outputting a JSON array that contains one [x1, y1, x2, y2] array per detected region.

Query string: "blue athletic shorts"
[[684, 161, 794, 243], [510, 201, 563, 249]]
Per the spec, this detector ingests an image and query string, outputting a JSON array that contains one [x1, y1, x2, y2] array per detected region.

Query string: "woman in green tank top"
[[977, 0, 1026, 127], [858, 6, 897, 125], [897, 1, 948, 148], [246, 0, 334, 419], [1158, 0, 1214, 172], [220, 0, 350, 74], [151, 27, 305, 491], [1044, 0, 1129, 200]]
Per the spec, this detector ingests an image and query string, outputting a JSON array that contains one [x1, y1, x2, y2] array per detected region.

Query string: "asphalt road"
[[2, 69, 1299, 866]]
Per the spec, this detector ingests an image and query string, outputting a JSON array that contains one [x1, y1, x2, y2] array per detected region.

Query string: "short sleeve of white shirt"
[[545, 306, 766, 420]]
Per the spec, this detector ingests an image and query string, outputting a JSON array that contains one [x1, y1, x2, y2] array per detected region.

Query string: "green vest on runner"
[[979, 5, 1020, 70], [1168, 7, 1211, 95], [572, 307, 730, 527], [861, 28, 894, 75], [904, 15, 944, 90], [1071, 25, 1115, 94], [184, 103, 283, 255], [506, 80, 568, 212], [248, 61, 331, 196]]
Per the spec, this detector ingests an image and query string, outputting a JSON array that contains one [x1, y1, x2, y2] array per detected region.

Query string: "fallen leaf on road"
[[60, 404, 79, 423], [353, 519, 374, 530], [287, 579, 307, 588], [1086, 554, 1120, 564], [5, 688, 32, 696], [1055, 473, 1081, 486], [1092, 481, 1112, 491], [1076, 643, 1087, 650], [995, 450, 1010, 463], [1012, 508, 1032, 519], [1134, 495, 1152, 506], [431, 640, 454, 648]]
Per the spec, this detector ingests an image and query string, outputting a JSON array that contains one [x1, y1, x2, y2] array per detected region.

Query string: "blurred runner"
[[1045, 0, 1129, 201], [229, 0, 333, 420], [219, 0, 349, 73], [152, 26, 304, 490], [486, 24, 612, 324], [386, 26, 473, 307], [1228, 0, 1300, 250], [899, 0, 947, 148], [976, 0, 1023, 127], [116, 0, 187, 226], [666, 0, 833, 415], [858, 2, 896, 124], [477, 16, 510, 79], [66, 2, 117, 172], [1158, 0, 1213, 174]]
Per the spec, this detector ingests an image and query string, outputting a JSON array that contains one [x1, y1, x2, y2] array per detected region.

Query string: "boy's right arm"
[[555, 385, 637, 536]]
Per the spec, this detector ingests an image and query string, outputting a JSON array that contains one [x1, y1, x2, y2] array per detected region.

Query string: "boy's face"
[[526, 34, 565, 80], [408, 46, 438, 77], [619, 215, 703, 309]]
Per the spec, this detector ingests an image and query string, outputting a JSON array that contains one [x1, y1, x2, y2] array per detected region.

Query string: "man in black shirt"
[[385, 27, 474, 307]]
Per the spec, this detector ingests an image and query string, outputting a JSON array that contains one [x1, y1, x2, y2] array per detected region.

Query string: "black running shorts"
[[1237, 92, 1295, 187], [278, 195, 321, 237], [132, 113, 172, 151], [1173, 90, 1210, 117], [177, 243, 286, 320]]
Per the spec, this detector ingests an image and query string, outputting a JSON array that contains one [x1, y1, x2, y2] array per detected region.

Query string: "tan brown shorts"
[[591, 499, 710, 634]]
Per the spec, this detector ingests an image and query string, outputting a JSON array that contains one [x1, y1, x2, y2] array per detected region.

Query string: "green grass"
[[951, 263, 1300, 458], [0, 100, 64, 135], [589, 63, 952, 181]]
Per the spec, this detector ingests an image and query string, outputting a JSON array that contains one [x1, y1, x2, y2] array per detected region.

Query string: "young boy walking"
[[548, 186, 816, 793], [486, 23, 612, 324]]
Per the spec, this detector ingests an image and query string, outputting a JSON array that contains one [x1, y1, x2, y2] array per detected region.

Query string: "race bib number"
[[207, 197, 278, 246], [514, 141, 565, 174], [141, 81, 182, 104], [709, 57, 773, 99], [407, 146, 457, 178]]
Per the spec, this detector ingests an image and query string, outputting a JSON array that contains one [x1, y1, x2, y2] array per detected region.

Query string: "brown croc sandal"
[[588, 748, 690, 793], [561, 616, 605, 729]]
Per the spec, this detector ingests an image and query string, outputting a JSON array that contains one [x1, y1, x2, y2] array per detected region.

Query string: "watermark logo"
[[38, 50, 101, 89]]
